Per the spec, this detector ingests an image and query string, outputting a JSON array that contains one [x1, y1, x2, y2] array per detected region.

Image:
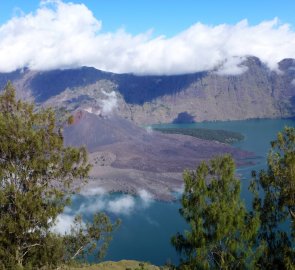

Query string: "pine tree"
[[172, 155, 261, 269], [0, 82, 118, 269], [250, 127, 295, 269]]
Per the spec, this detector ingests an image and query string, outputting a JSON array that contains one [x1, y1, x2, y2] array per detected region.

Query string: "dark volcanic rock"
[[64, 111, 254, 200], [64, 111, 253, 173], [64, 110, 253, 200]]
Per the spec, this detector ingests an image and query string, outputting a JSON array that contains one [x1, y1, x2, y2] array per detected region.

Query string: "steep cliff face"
[[1, 56, 295, 124], [116, 57, 295, 124]]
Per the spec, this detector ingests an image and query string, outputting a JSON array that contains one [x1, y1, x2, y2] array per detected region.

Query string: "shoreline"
[[80, 165, 184, 201]]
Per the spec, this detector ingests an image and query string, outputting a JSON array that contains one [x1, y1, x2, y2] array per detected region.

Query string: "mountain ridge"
[[0, 56, 295, 124]]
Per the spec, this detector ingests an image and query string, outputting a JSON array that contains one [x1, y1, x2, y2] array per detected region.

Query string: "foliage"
[[152, 126, 244, 143], [0, 82, 118, 269], [172, 155, 261, 269], [250, 126, 295, 269], [64, 260, 162, 270], [64, 213, 120, 263]]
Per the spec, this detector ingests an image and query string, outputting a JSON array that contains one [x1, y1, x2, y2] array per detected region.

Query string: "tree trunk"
[[16, 245, 23, 269]]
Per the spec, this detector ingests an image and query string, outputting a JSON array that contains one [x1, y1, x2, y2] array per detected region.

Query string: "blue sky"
[[1, 0, 295, 37], [0, 0, 295, 74]]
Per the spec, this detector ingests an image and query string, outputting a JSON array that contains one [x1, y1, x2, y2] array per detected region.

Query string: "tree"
[[250, 127, 295, 269], [0, 82, 118, 269], [63, 213, 120, 263], [172, 155, 261, 269]]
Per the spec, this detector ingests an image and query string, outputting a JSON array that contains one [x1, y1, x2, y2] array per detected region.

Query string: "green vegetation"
[[173, 127, 295, 269], [0, 83, 119, 269], [172, 155, 261, 269], [152, 126, 244, 143], [0, 82, 294, 269], [250, 126, 295, 269], [66, 260, 162, 270]]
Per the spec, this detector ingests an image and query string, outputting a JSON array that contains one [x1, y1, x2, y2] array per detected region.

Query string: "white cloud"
[[51, 213, 81, 235], [291, 79, 295, 86], [78, 198, 106, 214], [215, 56, 249, 75], [83, 107, 101, 116], [107, 195, 135, 215], [53, 196, 135, 234], [1, 2, 295, 75], [51, 189, 155, 234], [138, 189, 153, 207], [76, 188, 155, 215], [100, 91, 118, 115]]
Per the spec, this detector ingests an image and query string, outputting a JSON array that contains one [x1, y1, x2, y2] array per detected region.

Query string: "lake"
[[65, 118, 295, 266]]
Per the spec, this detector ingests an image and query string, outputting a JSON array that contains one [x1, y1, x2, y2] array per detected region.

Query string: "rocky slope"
[[0, 56, 295, 124], [63, 111, 252, 200], [1, 57, 282, 199]]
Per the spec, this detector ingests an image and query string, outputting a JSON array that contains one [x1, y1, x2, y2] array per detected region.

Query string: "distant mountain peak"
[[278, 58, 295, 71], [1, 56, 295, 124]]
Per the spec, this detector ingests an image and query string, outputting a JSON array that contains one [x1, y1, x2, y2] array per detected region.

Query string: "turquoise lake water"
[[68, 118, 295, 266]]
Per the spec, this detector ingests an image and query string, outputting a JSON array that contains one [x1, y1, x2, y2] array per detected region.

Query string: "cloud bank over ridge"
[[1, 0, 295, 75]]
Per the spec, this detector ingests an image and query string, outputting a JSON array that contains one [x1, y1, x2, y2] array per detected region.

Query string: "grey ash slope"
[[64, 111, 250, 171], [1, 56, 295, 124], [63, 111, 252, 200]]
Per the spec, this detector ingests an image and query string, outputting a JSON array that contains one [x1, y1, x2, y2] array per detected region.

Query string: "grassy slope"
[[69, 260, 162, 270]]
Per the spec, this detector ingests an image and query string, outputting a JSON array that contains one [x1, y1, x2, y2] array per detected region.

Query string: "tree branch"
[[21, 243, 42, 260], [71, 245, 87, 260], [289, 208, 295, 219]]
